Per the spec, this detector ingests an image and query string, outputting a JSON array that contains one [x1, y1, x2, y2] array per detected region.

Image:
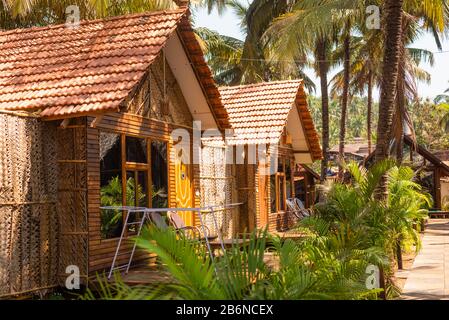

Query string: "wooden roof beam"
[[59, 118, 71, 129]]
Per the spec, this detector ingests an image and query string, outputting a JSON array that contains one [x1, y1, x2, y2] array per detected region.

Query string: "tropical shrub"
[[84, 226, 379, 300], [303, 160, 431, 298]]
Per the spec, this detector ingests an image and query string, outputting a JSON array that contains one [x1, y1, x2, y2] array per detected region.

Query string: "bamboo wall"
[[235, 161, 257, 233], [56, 119, 88, 285], [234, 144, 298, 234], [0, 113, 58, 297], [265, 147, 297, 233]]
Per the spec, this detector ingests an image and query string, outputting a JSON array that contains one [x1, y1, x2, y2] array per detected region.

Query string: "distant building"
[[329, 137, 371, 162]]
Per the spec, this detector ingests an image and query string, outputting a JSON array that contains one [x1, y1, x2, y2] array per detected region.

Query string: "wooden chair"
[[148, 211, 169, 230], [294, 198, 311, 217], [167, 211, 218, 241], [286, 198, 311, 220]]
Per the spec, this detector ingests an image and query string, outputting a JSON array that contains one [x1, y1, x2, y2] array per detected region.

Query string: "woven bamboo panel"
[[56, 120, 88, 285], [127, 55, 193, 127], [0, 114, 58, 297]]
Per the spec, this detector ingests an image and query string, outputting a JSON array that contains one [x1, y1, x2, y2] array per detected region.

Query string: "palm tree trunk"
[[375, 0, 404, 197], [317, 39, 330, 182], [395, 67, 405, 164], [339, 30, 351, 175], [395, 24, 407, 165], [367, 70, 373, 154]]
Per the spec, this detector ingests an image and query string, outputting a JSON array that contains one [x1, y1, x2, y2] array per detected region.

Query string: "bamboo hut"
[[0, 8, 232, 297], [219, 81, 322, 233]]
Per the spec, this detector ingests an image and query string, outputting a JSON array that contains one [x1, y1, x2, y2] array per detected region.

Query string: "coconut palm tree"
[[198, 0, 316, 87], [376, 0, 448, 164], [0, 0, 175, 29], [332, 36, 434, 160], [264, 0, 370, 181]]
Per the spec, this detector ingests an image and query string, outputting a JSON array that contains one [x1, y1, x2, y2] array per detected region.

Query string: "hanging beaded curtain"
[[0, 113, 58, 297], [200, 143, 235, 239]]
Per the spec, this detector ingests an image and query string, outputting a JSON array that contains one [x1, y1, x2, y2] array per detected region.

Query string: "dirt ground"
[[391, 231, 425, 293], [392, 251, 418, 291]]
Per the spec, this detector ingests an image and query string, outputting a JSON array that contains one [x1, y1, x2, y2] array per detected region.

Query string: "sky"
[[193, 7, 449, 100]]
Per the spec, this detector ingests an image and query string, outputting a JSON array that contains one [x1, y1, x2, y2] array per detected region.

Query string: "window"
[[151, 141, 168, 208], [100, 132, 123, 239], [100, 132, 168, 239], [126, 136, 148, 163], [270, 156, 294, 213]]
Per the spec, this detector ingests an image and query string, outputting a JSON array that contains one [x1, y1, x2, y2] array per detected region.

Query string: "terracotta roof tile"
[[219, 80, 322, 161], [0, 8, 230, 127]]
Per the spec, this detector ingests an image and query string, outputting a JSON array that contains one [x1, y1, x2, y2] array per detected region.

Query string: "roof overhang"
[[286, 102, 314, 164], [164, 33, 218, 130]]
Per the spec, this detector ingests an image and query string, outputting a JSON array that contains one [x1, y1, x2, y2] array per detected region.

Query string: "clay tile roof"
[[0, 9, 230, 129], [219, 80, 322, 161]]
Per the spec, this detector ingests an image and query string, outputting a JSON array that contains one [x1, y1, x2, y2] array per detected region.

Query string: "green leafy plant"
[[304, 160, 431, 298], [85, 225, 378, 300]]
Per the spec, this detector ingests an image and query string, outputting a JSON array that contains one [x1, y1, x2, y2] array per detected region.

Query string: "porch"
[[89, 203, 307, 288]]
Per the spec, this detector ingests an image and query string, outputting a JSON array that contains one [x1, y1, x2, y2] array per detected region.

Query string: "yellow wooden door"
[[175, 149, 194, 226]]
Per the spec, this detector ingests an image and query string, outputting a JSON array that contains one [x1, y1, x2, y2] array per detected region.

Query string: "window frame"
[[100, 131, 169, 241], [270, 156, 295, 214]]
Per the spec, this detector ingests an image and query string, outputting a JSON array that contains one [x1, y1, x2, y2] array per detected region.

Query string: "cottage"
[[219, 81, 322, 233], [0, 8, 233, 297], [329, 137, 371, 163]]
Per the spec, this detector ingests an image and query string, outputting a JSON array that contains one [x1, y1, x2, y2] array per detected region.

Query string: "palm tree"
[[318, 160, 430, 296], [0, 0, 175, 29], [264, 0, 370, 181], [86, 160, 430, 300], [316, 38, 332, 181], [195, 27, 245, 85], [331, 30, 383, 155], [198, 0, 316, 87], [376, 0, 448, 165], [332, 32, 434, 160], [338, 24, 351, 175], [84, 225, 383, 299]]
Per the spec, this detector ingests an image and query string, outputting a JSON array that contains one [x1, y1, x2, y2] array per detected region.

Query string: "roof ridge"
[[0, 8, 187, 37], [219, 79, 303, 91]]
